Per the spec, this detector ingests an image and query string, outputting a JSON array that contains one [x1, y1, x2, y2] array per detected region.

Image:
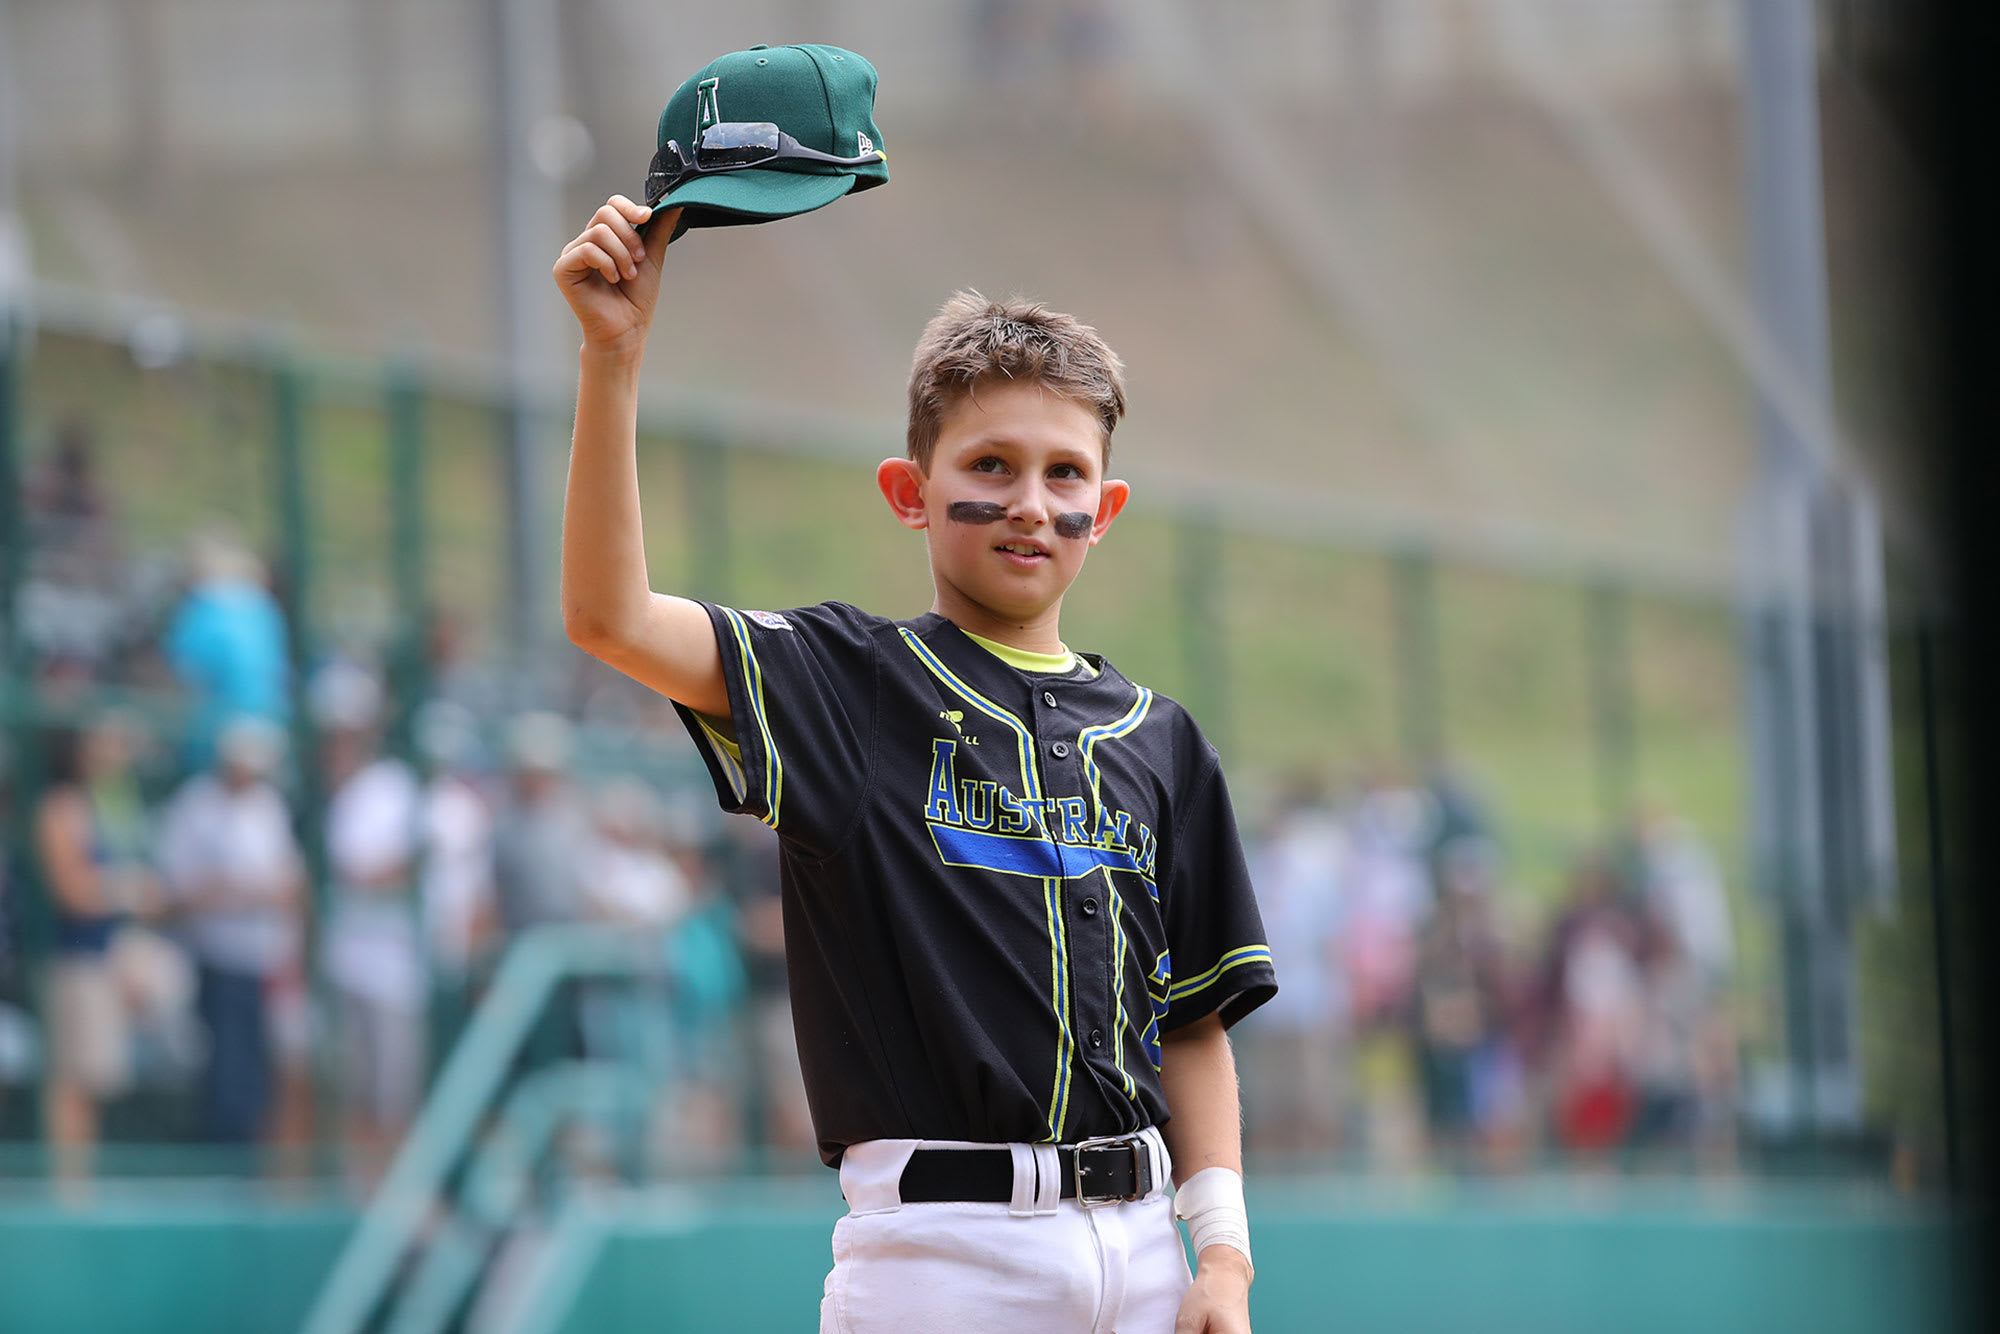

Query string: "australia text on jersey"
[[922, 736, 1161, 892], [922, 732, 1174, 1085]]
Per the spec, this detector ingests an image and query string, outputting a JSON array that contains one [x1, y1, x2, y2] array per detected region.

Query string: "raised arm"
[[553, 196, 729, 718]]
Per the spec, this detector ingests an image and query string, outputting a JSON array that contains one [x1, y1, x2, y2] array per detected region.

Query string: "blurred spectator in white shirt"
[[1632, 813, 1738, 1162], [156, 716, 304, 1144], [413, 700, 496, 995], [1239, 778, 1350, 1157], [315, 662, 426, 1177], [1341, 777, 1436, 1170], [574, 776, 688, 1104], [582, 778, 690, 930], [1635, 813, 1735, 990], [492, 713, 590, 936]]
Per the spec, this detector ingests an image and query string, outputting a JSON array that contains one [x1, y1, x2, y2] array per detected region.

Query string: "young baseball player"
[[553, 46, 1272, 1334]]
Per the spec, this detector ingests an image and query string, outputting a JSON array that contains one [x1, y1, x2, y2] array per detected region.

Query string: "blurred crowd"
[[0, 690, 814, 1183], [0, 423, 813, 1182], [1238, 773, 1740, 1174], [1, 421, 1744, 1184]]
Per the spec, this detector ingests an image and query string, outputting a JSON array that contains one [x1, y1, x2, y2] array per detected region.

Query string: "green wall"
[[0, 1184, 1975, 1334], [0, 1200, 352, 1333], [561, 1186, 1974, 1334]]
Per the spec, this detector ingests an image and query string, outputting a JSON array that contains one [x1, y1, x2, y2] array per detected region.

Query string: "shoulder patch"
[[745, 609, 794, 631]]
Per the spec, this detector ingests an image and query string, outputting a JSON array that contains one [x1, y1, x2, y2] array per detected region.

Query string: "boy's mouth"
[[994, 539, 1050, 563]]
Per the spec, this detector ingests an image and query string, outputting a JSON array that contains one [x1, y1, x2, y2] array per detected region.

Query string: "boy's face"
[[878, 380, 1130, 632]]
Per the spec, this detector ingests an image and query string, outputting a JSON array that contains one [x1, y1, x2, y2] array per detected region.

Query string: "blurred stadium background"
[[0, 1, 1975, 1331]]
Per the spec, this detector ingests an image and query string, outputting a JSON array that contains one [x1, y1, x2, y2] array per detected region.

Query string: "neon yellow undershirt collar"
[[963, 629, 1093, 677]]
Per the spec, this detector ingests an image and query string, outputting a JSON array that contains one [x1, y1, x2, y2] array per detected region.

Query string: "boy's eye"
[[1048, 463, 1085, 480], [970, 456, 1006, 474]]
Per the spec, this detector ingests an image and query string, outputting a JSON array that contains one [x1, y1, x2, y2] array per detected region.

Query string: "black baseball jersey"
[[674, 601, 1276, 1166]]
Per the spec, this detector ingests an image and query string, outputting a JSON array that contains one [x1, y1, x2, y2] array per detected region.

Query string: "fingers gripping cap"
[[650, 44, 888, 242]]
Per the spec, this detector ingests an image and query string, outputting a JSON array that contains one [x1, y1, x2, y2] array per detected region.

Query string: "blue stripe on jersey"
[[1166, 944, 1274, 1003], [927, 823, 1148, 881]]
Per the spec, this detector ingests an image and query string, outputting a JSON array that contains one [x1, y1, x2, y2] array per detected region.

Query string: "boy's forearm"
[[1159, 1013, 1255, 1285], [1159, 1011, 1244, 1182], [561, 343, 653, 645]]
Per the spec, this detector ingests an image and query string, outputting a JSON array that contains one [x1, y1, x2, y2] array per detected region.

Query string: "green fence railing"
[[302, 924, 671, 1334]]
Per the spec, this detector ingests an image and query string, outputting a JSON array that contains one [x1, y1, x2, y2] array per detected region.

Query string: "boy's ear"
[[1087, 479, 1132, 546], [877, 457, 929, 531]]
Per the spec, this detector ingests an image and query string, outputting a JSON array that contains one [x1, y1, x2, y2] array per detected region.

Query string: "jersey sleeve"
[[1158, 750, 1278, 1032], [672, 600, 881, 857]]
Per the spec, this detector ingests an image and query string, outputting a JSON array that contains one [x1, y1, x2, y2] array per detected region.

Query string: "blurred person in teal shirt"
[[165, 529, 289, 772]]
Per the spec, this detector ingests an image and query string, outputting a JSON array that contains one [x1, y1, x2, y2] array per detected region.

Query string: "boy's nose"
[[1008, 484, 1051, 525]]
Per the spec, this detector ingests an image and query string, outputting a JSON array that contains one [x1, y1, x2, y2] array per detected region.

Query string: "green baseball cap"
[[649, 43, 888, 242]]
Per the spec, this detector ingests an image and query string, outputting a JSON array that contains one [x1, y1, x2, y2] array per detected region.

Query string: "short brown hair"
[[906, 291, 1127, 471]]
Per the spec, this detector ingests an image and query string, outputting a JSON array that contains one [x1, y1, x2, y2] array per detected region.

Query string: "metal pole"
[[273, 360, 327, 925], [487, 0, 569, 698], [0, 4, 42, 1086], [0, 0, 26, 684], [0, 306, 31, 987], [1741, 0, 1887, 1135], [273, 357, 335, 1162], [386, 363, 429, 762]]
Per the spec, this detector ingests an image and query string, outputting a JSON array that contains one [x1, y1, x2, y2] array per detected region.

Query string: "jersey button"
[[1089, 1028, 1105, 1048], [1082, 897, 1098, 916], [1043, 691, 1059, 708], [1051, 741, 1069, 759]]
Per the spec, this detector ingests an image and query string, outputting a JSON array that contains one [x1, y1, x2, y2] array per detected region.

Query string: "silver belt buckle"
[[1072, 1133, 1150, 1208]]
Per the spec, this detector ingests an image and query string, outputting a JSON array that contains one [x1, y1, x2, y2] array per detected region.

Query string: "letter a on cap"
[[696, 78, 721, 132]]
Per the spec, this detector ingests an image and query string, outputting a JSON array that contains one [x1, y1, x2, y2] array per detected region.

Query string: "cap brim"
[[653, 169, 860, 238]]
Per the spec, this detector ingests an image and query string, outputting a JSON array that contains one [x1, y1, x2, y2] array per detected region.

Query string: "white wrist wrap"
[[1173, 1166, 1252, 1272]]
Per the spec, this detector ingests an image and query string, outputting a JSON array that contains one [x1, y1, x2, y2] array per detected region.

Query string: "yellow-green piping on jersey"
[[1107, 888, 1140, 1104], [696, 713, 748, 802], [1144, 951, 1171, 1071], [1079, 687, 1151, 816], [900, 628, 1074, 1137], [720, 607, 783, 829], [963, 629, 1080, 676], [899, 628, 1042, 802], [1166, 944, 1274, 1005], [1042, 876, 1077, 1141]]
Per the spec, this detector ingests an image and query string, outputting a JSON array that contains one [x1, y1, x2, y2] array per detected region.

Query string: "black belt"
[[898, 1135, 1156, 1207]]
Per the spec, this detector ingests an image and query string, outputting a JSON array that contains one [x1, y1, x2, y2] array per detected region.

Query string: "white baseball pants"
[[818, 1127, 1193, 1334]]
